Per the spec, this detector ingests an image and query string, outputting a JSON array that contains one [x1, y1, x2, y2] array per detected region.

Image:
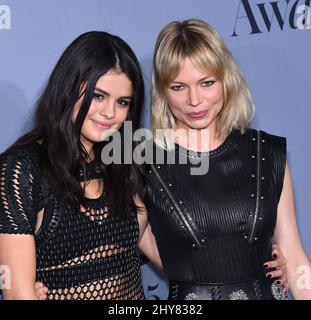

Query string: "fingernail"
[[273, 254, 277, 259], [266, 274, 272, 278], [263, 264, 269, 269], [276, 280, 281, 285]]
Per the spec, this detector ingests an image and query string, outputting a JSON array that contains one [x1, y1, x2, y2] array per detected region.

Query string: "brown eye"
[[117, 99, 131, 108], [93, 93, 104, 101]]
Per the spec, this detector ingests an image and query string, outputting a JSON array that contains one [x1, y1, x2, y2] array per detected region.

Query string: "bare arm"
[[138, 223, 163, 272], [0, 153, 40, 300], [0, 234, 39, 300], [135, 194, 148, 243], [274, 162, 311, 299], [134, 193, 163, 272], [133, 193, 163, 271]]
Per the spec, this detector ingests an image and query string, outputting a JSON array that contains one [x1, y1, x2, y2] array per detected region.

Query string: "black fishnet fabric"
[[0, 143, 144, 300]]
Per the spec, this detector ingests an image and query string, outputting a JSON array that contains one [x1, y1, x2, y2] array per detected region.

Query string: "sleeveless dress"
[[145, 129, 287, 300]]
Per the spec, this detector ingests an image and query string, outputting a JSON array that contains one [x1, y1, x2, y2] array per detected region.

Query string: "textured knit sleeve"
[[0, 150, 37, 235]]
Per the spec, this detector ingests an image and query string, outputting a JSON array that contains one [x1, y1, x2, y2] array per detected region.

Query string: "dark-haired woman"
[[0, 31, 148, 300]]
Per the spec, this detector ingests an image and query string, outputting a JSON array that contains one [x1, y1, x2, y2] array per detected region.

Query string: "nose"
[[187, 87, 203, 107], [100, 100, 115, 119]]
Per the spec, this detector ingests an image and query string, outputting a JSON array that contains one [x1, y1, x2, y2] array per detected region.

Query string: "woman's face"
[[165, 57, 224, 135], [72, 70, 133, 151]]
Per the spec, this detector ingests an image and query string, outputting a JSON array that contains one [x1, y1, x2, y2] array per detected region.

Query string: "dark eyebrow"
[[171, 76, 214, 85], [94, 87, 109, 96], [94, 87, 132, 100], [118, 96, 132, 100]]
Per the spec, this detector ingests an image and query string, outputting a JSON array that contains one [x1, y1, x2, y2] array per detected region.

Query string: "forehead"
[[171, 57, 214, 81], [96, 70, 133, 95]]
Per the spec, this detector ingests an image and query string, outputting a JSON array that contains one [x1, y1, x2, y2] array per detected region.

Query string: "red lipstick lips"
[[186, 110, 208, 120]]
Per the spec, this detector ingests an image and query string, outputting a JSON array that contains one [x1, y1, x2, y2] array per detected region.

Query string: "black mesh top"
[[0, 143, 144, 300], [146, 129, 286, 283]]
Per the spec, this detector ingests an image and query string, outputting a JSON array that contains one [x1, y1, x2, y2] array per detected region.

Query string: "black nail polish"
[[276, 280, 281, 285], [273, 254, 277, 259], [267, 274, 272, 279], [263, 264, 269, 269]]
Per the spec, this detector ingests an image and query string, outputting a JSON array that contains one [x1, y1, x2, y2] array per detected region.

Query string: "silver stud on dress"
[[229, 290, 249, 300], [184, 293, 200, 300]]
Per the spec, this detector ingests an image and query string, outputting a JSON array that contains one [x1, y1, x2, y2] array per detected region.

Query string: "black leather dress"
[[145, 128, 287, 300]]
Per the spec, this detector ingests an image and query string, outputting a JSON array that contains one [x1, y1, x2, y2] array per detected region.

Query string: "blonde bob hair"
[[151, 19, 255, 150]]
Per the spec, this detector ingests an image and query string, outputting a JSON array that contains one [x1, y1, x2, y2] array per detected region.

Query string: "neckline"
[[175, 129, 238, 159], [82, 189, 107, 205]]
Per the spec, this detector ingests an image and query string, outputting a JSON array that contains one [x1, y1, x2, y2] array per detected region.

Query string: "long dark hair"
[[9, 31, 145, 217]]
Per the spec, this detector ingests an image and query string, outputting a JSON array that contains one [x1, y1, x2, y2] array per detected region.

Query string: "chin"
[[83, 133, 103, 143], [184, 122, 211, 130]]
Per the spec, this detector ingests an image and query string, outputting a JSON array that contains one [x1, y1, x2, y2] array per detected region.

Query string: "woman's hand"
[[35, 282, 49, 300], [264, 243, 288, 292]]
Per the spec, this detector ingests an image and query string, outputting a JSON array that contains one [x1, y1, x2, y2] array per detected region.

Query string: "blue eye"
[[201, 80, 216, 87], [117, 99, 131, 107], [170, 85, 184, 91]]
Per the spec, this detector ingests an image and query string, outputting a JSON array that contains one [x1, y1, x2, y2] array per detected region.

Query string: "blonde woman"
[[144, 19, 310, 300]]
